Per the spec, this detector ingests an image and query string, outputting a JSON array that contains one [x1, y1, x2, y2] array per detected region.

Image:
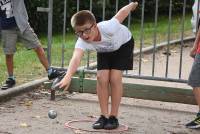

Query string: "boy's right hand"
[[57, 76, 72, 91]]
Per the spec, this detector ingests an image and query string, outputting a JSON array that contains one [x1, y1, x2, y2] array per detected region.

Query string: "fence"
[[37, 0, 196, 83]]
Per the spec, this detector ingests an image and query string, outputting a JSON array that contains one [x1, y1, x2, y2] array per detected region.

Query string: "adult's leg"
[[1, 54, 16, 89], [5, 54, 14, 76], [96, 70, 110, 117], [19, 26, 50, 70], [185, 87, 200, 128], [185, 54, 200, 128], [19, 26, 64, 80], [1, 29, 17, 89], [1, 29, 18, 77], [193, 87, 200, 110], [33, 46, 64, 79], [109, 69, 123, 117], [34, 46, 49, 70], [1, 54, 16, 90]]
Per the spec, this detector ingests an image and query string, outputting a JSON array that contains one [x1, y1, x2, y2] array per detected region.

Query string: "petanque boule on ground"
[[48, 110, 57, 119]]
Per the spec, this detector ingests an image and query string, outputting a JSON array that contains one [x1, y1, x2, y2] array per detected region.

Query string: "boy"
[[58, 2, 138, 130], [0, 0, 63, 90], [185, 19, 200, 129]]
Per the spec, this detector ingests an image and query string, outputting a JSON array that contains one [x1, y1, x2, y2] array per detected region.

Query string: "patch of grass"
[[0, 14, 194, 84], [131, 14, 193, 48]]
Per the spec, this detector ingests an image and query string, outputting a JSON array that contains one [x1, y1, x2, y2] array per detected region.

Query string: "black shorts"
[[97, 37, 134, 70]]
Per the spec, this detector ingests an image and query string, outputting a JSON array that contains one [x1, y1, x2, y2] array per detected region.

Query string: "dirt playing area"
[[0, 87, 199, 134], [0, 41, 200, 134], [130, 42, 193, 80]]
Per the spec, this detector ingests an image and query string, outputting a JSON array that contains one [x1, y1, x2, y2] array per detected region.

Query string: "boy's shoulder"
[[97, 18, 120, 32], [97, 18, 122, 36], [98, 18, 119, 25]]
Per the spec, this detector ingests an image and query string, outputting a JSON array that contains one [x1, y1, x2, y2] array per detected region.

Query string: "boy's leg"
[[109, 69, 123, 116], [92, 70, 110, 129], [96, 70, 110, 116], [103, 69, 122, 130]]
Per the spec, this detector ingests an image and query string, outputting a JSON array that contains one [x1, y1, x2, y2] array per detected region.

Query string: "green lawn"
[[0, 14, 194, 84]]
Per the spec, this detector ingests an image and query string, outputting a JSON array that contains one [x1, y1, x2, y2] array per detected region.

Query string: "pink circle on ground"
[[65, 118, 128, 133]]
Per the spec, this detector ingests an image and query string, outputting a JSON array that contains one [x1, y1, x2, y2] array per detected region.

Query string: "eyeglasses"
[[75, 24, 94, 37]]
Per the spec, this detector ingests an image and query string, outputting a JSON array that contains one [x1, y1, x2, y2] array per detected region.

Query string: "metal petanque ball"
[[48, 110, 57, 119]]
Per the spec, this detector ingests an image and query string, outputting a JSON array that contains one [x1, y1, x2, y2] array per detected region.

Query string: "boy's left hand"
[[130, 2, 138, 11]]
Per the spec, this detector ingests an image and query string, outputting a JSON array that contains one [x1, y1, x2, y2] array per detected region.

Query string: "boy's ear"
[[94, 23, 97, 27]]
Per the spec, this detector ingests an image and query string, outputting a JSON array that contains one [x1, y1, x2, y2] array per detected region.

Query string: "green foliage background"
[[25, 0, 193, 34]]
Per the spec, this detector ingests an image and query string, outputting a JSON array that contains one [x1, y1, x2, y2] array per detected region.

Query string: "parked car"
[[191, 0, 200, 33]]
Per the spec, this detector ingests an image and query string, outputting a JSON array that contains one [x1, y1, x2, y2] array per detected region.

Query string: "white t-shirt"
[[75, 18, 132, 52]]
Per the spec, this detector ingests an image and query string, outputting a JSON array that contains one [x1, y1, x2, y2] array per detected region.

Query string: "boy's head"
[[71, 10, 99, 42], [71, 10, 96, 28]]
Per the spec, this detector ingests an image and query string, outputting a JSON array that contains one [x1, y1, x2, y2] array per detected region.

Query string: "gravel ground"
[[0, 86, 199, 134], [0, 41, 199, 134]]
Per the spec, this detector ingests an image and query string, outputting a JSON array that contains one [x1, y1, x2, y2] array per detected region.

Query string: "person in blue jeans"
[[0, 0, 63, 90], [57, 2, 138, 130]]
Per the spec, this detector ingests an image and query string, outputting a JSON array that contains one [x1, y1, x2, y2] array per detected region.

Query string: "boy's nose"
[[82, 32, 89, 37], [81, 33, 89, 39]]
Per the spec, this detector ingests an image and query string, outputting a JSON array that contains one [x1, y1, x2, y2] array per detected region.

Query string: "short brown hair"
[[71, 10, 96, 28]]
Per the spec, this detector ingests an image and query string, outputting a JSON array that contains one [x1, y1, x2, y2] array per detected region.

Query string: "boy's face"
[[74, 23, 98, 42]]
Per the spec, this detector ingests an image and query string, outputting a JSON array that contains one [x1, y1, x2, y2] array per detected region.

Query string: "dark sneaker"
[[48, 68, 66, 80], [186, 116, 200, 129], [197, 112, 200, 117], [104, 116, 119, 130], [92, 115, 108, 129], [1, 78, 16, 90]]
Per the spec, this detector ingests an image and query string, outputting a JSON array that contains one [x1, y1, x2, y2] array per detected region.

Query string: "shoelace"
[[194, 117, 200, 124], [96, 116, 106, 123], [108, 117, 118, 124]]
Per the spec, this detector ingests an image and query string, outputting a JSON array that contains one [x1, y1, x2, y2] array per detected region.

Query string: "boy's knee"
[[97, 74, 108, 84], [97, 75, 105, 82], [110, 79, 118, 86], [110, 76, 122, 86]]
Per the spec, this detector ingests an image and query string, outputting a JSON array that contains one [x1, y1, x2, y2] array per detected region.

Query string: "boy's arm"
[[65, 48, 84, 78], [114, 2, 138, 23], [58, 48, 84, 89]]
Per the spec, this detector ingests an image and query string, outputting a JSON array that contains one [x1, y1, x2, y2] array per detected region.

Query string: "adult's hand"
[[190, 47, 196, 58]]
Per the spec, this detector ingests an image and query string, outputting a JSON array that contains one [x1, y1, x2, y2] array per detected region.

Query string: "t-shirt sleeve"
[[99, 18, 121, 36]]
